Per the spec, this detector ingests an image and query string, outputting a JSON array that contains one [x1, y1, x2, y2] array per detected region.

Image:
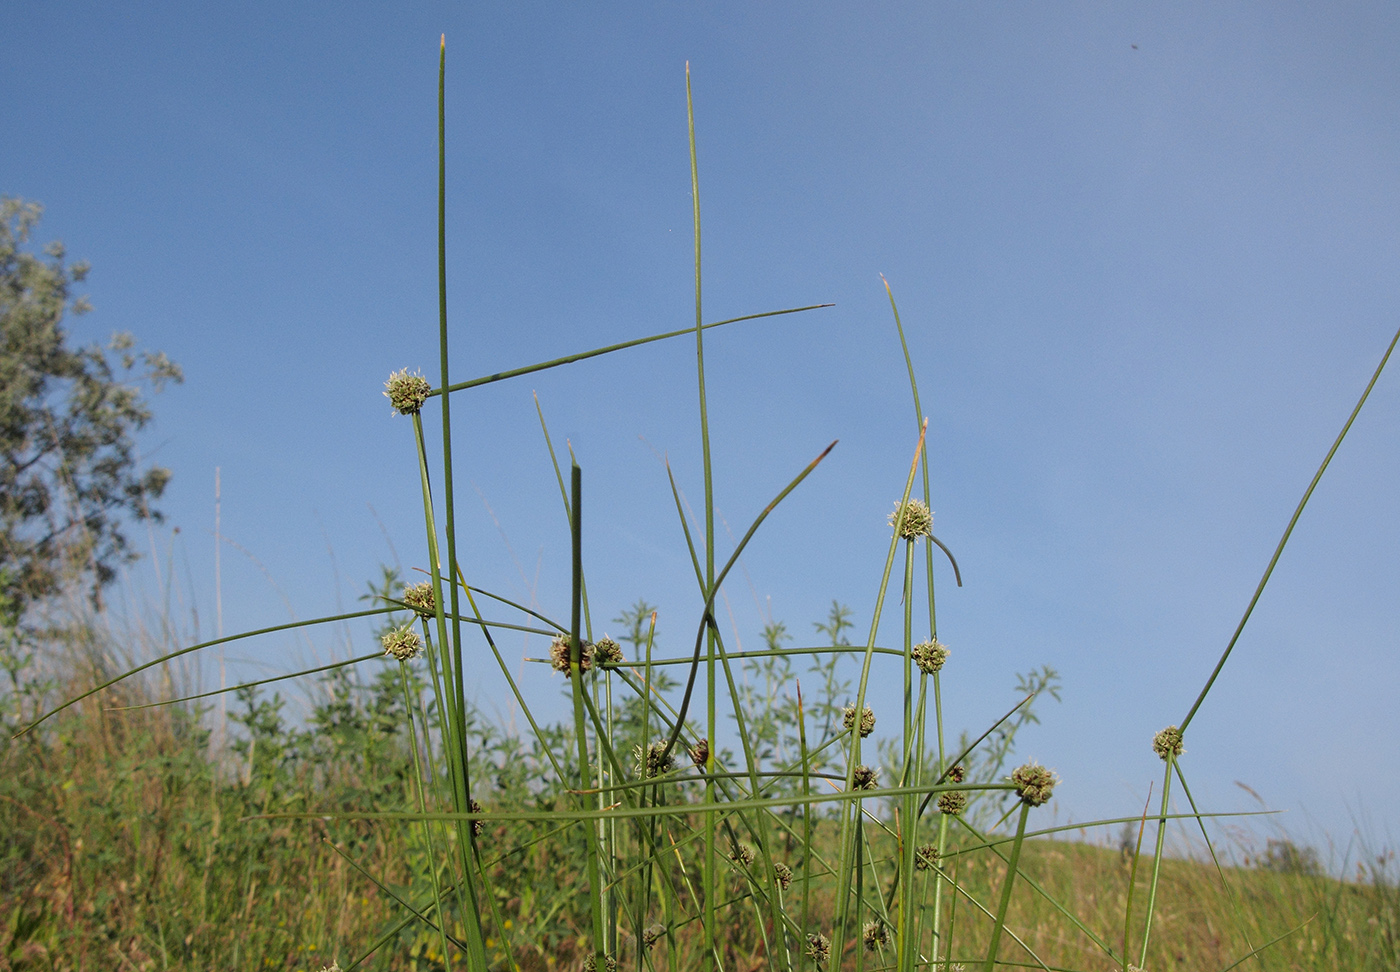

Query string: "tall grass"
[[11, 40, 1400, 972]]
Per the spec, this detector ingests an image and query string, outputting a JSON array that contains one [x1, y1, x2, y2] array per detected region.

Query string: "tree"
[[1, 196, 182, 633]]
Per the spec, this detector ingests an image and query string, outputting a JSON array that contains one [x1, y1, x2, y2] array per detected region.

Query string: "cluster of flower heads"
[[889, 498, 933, 539], [773, 861, 793, 891], [383, 368, 431, 416], [381, 625, 423, 661], [851, 764, 878, 791], [634, 740, 674, 779], [915, 843, 940, 871], [641, 925, 665, 952], [729, 843, 757, 868], [550, 635, 624, 677], [938, 764, 968, 815], [842, 703, 876, 738], [689, 738, 710, 768], [401, 581, 435, 617], [862, 920, 890, 953], [469, 799, 484, 838], [1153, 725, 1185, 761], [581, 954, 617, 972], [1010, 760, 1059, 807], [805, 932, 831, 966], [911, 638, 950, 674]]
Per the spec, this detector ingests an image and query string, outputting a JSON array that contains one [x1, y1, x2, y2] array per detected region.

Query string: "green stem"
[[984, 801, 1031, 972]]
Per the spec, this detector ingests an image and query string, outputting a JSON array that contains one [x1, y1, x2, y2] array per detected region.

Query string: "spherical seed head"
[[581, 955, 616, 972], [635, 740, 674, 779], [842, 704, 877, 738], [912, 639, 950, 674], [805, 932, 831, 966], [937, 789, 968, 815], [594, 636, 623, 665], [384, 368, 431, 416], [381, 625, 422, 661], [852, 764, 878, 791], [889, 498, 933, 539], [469, 798, 484, 838], [1011, 760, 1059, 807], [730, 843, 756, 868], [402, 581, 435, 617], [773, 861, 793, 890], [915, 843, 940, 871], [862, 920, 890, 952], [549, 635, 593, 677], [947, 763, 966, 784], [689, 738, 710, 768], [1153, 725, 1185, 762]]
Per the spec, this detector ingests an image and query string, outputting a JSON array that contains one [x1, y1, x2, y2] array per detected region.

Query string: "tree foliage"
[[1, 196, 182, 631]]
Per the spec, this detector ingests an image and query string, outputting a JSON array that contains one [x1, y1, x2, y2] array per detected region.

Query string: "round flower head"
[[937, 789, 968, 816], [549, 634, 593, 677], [689, 738, 710, 768], [805, 932, 831, 966], [852, 764, 878, 791], [889, 498, 933, 540], [842, 704, 876, 738], [635, 740, 674, 779], [773, 861, 793, 890], [947, 763, 967, 784], [381, 625, 422, 661], [862, 920, 890, 952], [469, 799, 484, 838], [582, 954, 617, 972], [401, 581, 435, 618], [915, 843, 940, 871], [730, 843, 756, 868], [1153, 725, 1185, 762], [1011, 760, 1059, 807], [383, 368, 431, 416], [594, 636, 623, 666], [911, 639, 950, 674]]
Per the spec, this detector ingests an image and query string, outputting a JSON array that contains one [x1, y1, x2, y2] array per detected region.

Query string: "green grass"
[[6, 41, 1400, 972]]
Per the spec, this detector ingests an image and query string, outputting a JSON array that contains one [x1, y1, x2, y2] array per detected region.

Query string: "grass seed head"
[[852, 764, 878, 790], [635, 740, 674, 779], [401, 581, 435, 617], [549, 634, 593, 677], [773, 861, 793, 890], [805, 932, 831, 966], [947, 763, 966, 783], [730, 843, 756, 868], [582, 954, 616, 972], [912, 639, 950, 674], [593, 636, 623, 665], [842, 703, 876, 737], [862, 920, 890, 952], [889, 498, 933, 539], [938, 789, 968, 815], [689, 738, 709, 768], [383, 368, 431, 416], [1153, 725, 1185, 761], [642, 925, 665, 951], [915, 843, 940, 871], [1011, 760, 1059, 806], [469, 798, 484, 838], [381, 624, 422, 661]]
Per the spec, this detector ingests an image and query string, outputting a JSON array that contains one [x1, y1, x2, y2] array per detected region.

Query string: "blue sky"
[[5, 2, 1398, 860]]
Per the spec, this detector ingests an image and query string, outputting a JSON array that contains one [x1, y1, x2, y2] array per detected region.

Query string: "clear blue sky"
[[5, 2, 1398, 862]]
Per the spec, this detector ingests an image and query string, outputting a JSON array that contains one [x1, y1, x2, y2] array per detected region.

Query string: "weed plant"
[[11, 40, 1400, 972]]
